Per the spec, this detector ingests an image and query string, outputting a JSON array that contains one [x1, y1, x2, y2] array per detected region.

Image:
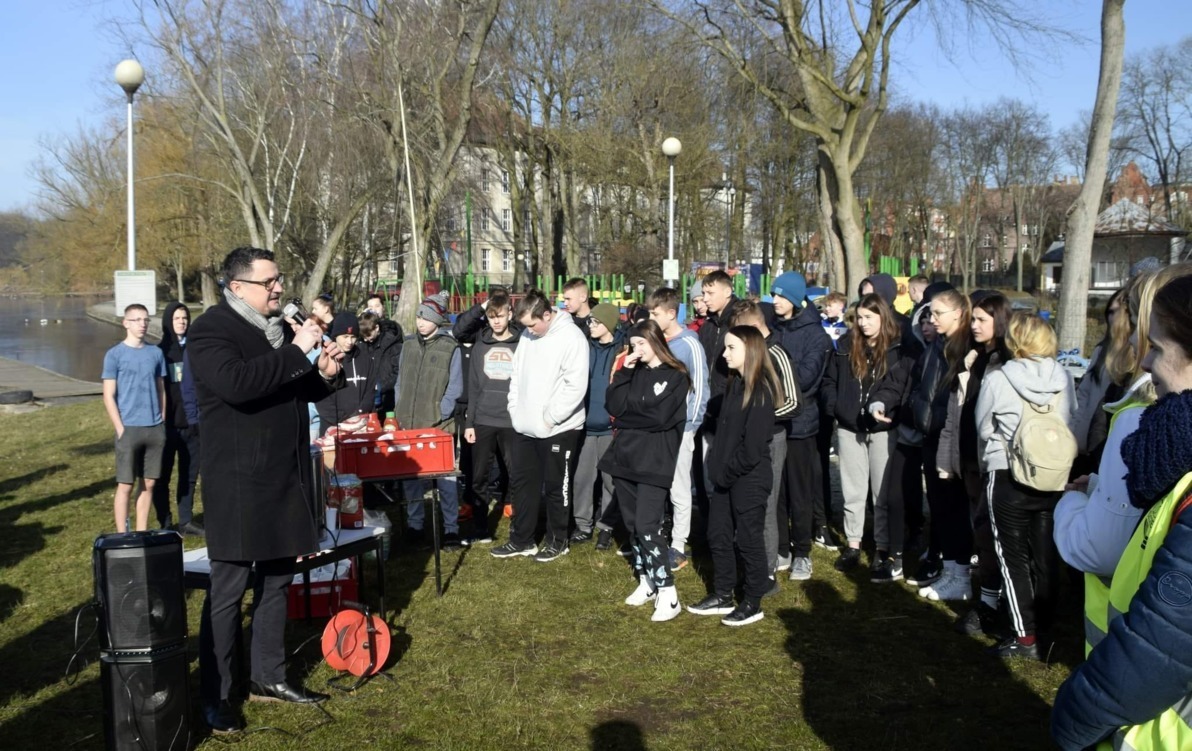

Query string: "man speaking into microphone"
[[188, 247, 344, 733]]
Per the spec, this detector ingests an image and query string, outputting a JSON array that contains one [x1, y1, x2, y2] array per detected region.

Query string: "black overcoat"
[[188, 300, 338, 561]]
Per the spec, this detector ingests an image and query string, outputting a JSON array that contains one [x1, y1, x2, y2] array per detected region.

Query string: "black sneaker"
[[869, 550, 888, 573], [954, 602, 1003, 637], [687, 593, 735, 616], [870, 557, 904, 583], [721, 600, 764, 627], [534, 542, 569, 563], [441, 533, 463, 552], [906, 557, 942, 587], [813, 526, 839, 551], [178, 521, 205, 537], [762, 576, 781, 599], [569, 529, 594, 544], [490, 541, 538, 558], [834, 547, 861, 572], [989, 636, 1040, 661], [595, 529, 613, 551], [617, 543, 634, 558]]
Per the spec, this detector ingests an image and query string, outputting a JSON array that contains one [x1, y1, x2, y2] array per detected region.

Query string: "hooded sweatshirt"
[[974, 356, 1076, 473], [157, 301, 190, 429], [508, 310, 590, 438], [585, 328, 625, 434], [465, 325, 520, 429]]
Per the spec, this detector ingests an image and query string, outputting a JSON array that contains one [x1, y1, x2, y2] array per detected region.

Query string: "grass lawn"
[[0, 400, 1075, 750]]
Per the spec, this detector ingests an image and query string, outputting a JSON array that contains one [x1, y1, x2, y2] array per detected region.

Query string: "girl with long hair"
[[1071, 285, 1128, 477], [903, 287, 972, 589], [976, 313, 1075, 659], [822, 293, 914, 574], [945, 293, 1014, 629], [688, 326, 782, 626], [599, 320, 691, 622]]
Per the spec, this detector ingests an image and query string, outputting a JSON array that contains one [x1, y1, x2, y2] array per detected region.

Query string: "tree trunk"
[[1058, 0, 1127, 353]]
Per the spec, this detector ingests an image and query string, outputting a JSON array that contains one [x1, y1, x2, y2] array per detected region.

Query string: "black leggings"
[[707, 463, 772, 603], [777, 436, 821, 557], [923, 441, 971, 563], [965, 463, 1003, 595]]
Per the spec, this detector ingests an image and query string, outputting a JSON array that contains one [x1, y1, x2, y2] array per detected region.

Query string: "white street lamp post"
[[662, 137, 682, 287], [115, 60, 145, 271]]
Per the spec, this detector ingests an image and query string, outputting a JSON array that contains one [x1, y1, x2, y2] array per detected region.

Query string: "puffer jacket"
[[905, 336, 951, 438], [772, 301, 832, 439], [1051, 476, 1192, 750], [822, 332, 914, 434]]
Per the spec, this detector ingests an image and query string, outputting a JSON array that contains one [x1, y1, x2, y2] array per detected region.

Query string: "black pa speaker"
[[93, 531, 187, 651], [101, 646, 191, 751]]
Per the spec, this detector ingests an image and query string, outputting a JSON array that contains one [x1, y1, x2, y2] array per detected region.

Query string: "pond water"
[[0, 296, 124, 381]]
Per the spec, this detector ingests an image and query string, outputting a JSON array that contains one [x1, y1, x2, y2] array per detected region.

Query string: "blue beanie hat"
[[770, 272, 806, 304]]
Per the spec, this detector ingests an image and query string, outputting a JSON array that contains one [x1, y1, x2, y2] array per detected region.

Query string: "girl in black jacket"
[[688, 326, 782, 626], [823, 294, 913, 573], [599, 320, 691, 622]]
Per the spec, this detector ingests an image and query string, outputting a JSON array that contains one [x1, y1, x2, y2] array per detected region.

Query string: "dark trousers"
[[923, 441, 971, 563], [707, 462, 772, 604], [778, 436, 820, 557], [613, 478, 673, 589], [468, 424, 516, 536], [878, 442, 921, 556], [508, 429, 581, 547], [814, 415, 835, 528], [987, 470, 1060, 638], [153, 424, 200, 527], [965, 463, 1003, 594], [199, 557, 294, 706]]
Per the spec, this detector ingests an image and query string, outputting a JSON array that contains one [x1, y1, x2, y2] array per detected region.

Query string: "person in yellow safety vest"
[[1052, 272, 1192, 751], [1055, 266, 1192, 656]]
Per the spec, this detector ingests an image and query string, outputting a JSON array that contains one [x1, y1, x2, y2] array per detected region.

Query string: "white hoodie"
[[975, 355, 1076, 473], [507, 310, 590, 438]]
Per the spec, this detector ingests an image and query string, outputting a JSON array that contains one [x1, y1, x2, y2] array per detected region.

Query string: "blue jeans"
[[403, 478, 459, 535]]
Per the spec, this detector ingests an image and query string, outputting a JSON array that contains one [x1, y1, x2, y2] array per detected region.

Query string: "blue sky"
[[1, 1, 1189, 212]]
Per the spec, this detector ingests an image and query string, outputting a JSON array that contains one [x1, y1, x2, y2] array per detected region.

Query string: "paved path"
[[0, 356, 102, 398]]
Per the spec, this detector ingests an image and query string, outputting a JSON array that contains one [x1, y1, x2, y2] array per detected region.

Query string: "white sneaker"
[[919, 563, 972, 602], [651, 586, 681, 622], [775, 553, 792, 572], [624, 577, 657, 607]]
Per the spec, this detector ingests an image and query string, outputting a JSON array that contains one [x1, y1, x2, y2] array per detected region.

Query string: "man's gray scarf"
[[224, 287, 285, 349]]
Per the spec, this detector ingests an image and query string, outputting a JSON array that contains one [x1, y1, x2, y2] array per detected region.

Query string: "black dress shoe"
[[248, 680, 329, 704], [204, 700, 244, 734]]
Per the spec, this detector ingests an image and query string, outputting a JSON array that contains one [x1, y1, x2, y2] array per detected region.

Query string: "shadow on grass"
[[780, 579, 1055, 749], [590, 719, 648, 750], [0, 599, 100, 710], [0, 479, 108, 571], [71, 440, 114, 457], [0, 463, 69, 497], [0, 583, 23, 624]]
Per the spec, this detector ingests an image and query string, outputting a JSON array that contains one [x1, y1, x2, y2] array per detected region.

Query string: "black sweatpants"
[[814, 415, 835, 528], [468, 424, 516, 537], [778, 435, 821, 558], [923, 440, 972, 563], [153, 424, 201, 528], [199, 557, 294, 705], [987, 470, 1060, 638], [878, 441, 921, 556], [964, 463, 1003, 595], [707, 462, 772, 604], [508, 429, 581, 547], [613, 478, 673, 589]]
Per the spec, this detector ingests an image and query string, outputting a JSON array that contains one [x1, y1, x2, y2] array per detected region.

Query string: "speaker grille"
[[95, 535, 186, 650], [101, 648, 190, 751]]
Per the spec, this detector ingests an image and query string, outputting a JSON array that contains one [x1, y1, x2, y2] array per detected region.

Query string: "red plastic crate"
[[331, 429, 455, 479], [287, 561, 357, 619]]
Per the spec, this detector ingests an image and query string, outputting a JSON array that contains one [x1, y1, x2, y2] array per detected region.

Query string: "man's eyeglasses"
[[235, 274, 285, 289]]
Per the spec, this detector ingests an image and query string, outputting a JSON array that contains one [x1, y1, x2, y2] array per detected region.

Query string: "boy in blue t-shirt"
[[102, 303, 167, 532]]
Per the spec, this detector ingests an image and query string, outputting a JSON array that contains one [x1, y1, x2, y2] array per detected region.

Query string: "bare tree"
[[1057, 0, 1127, 353], [648, 0, 1056, 294]]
